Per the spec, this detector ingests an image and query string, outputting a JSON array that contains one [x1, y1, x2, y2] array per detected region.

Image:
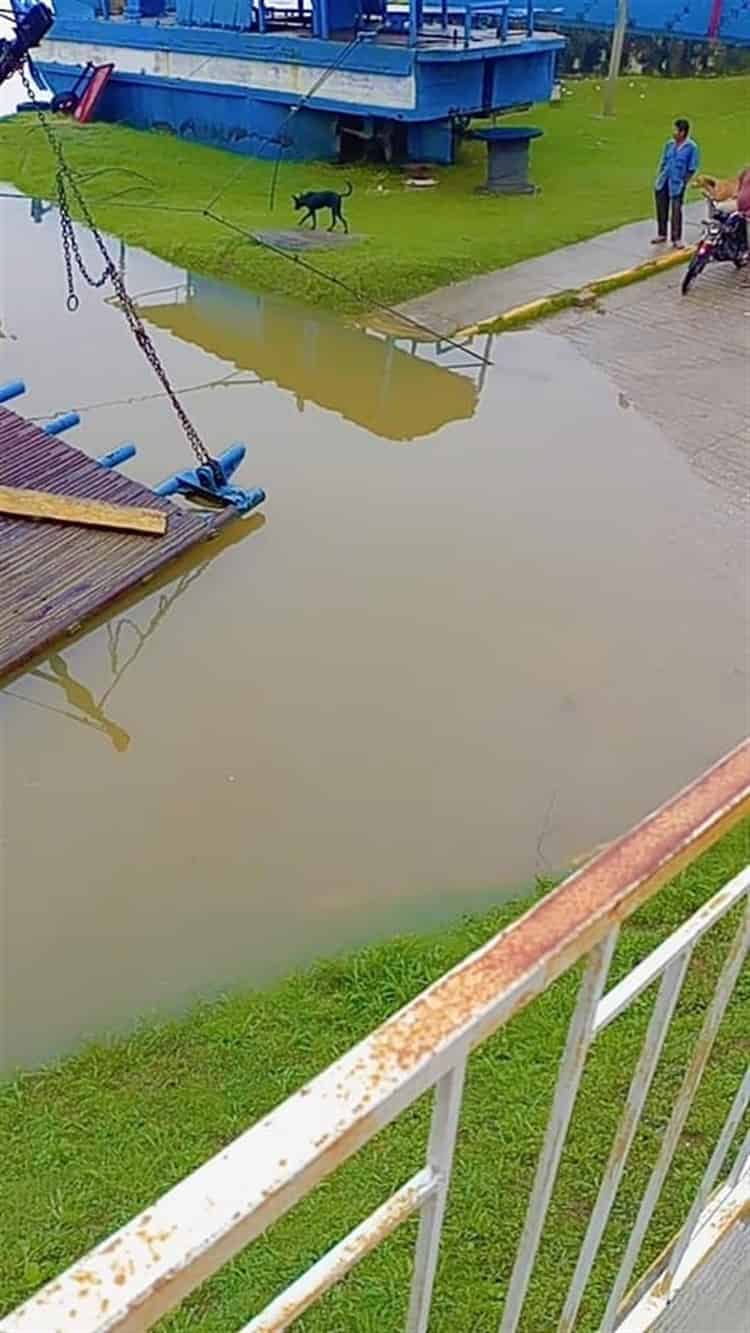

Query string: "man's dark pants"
[[655, 186, 685, 242]]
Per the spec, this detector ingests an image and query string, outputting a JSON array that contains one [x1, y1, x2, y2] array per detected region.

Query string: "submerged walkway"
[[395, 203, 706, 336]]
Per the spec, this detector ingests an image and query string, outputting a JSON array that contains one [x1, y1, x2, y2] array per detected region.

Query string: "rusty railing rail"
[[2, 740, 749, 1333]]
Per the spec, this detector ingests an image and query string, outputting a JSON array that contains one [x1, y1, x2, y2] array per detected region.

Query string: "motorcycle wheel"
[[681, 255, 707, 294]]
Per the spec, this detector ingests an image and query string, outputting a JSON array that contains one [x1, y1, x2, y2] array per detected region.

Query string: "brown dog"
[[693, 172, 739, 202]]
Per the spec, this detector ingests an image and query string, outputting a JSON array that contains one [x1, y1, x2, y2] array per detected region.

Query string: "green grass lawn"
[[2, 822, 747, 1332], [0, 76, 747, 313]]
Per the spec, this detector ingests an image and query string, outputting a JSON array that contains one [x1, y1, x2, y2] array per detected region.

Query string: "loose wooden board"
[[0, 484, 168, 535]]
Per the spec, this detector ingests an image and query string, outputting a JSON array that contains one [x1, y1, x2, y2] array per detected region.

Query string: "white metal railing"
[[3, 740, 749, 1333]]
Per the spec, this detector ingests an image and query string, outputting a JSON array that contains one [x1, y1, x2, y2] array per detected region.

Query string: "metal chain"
[[56, 171, 109, 303], [20, 66, 212, 468]]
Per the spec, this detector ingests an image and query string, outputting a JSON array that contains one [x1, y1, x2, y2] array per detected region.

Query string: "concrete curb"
[[454, 245, 694, 339]]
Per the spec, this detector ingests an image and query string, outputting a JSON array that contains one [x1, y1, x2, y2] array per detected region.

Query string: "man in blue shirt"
[[652, 118, 700, 248]]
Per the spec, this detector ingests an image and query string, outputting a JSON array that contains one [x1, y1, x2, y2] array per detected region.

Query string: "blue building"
[[549, 0, 750, 44], [37, 0, 565, 162]]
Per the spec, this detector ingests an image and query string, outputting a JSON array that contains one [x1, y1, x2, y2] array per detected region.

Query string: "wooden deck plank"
[[0, 484, 168, 535], [0, 406, 237, 681]]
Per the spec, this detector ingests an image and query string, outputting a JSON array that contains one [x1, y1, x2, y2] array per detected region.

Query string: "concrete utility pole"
[[603, 0, 628, 116]]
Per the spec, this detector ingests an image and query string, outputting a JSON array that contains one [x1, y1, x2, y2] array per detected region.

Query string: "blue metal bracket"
[[154, 444, 265, 515]]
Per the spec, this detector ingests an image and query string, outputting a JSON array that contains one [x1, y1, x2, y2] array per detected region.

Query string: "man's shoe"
[[651, 236, 667, 244]]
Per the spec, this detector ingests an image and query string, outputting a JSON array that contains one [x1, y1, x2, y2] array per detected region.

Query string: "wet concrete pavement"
[[396, 203, 706, 335], [546, 260, 750, 509]]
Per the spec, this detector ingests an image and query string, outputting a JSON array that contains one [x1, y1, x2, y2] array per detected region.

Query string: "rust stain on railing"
[[2, 742, 747, 1333], [368, 740, 750, 1077]]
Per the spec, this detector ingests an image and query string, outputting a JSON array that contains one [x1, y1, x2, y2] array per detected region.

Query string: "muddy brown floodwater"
[[0, 190, 746, 1072]]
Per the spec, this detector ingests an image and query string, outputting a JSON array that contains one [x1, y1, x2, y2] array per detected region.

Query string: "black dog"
[[292, 182, 353, 233]]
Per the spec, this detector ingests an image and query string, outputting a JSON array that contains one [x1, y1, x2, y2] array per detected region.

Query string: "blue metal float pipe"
[[152, 474, 181, 498], [97, 443, 137, 470], [0, 380, 26, 403], [215, 443, 246, 479], [43, 412, 81, 436]]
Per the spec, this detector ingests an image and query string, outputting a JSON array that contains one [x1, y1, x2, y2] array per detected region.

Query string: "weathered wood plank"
[[0, 484, 168, 535]]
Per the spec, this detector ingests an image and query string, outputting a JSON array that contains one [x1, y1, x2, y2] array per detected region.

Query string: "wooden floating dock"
[[0, 406, 236, 681]]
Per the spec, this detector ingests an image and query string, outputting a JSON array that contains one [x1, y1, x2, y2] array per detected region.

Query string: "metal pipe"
[[42, 412, 81, 436], [409, 0, 418, 45], [603, 0, 628, 116], [216, 443, 246, 479], [152, 475, 181, 498], [96, 444, 137, 470]]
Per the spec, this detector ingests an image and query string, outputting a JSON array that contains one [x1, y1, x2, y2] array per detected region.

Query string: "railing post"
[[407, 1057, 468, 1333], [728, 1126, 750, 1188], [664, 1067, 750, 1285], [557, 949, 693, 1332], [498, 928, 619, 1333], [600, 898, 750, 1331]]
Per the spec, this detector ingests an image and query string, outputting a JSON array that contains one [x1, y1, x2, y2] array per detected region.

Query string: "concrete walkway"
[[395, 202, 706, 336]]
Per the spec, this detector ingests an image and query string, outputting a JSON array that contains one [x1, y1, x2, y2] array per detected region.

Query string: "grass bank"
[[0, 77, 747, 314], [2, 822, 748, 1332]]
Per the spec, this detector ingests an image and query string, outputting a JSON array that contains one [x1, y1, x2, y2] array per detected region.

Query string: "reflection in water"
[[25, 200, 491, 440], [31, 197, 126, 273], [11, 656, 131, 753], [3, 514, 264, 754], [30, 198, 53, 224], [134, 274, 492, 442]]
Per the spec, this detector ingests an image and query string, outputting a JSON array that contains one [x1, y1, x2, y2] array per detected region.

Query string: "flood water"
[[1, 191, 746, 1072]]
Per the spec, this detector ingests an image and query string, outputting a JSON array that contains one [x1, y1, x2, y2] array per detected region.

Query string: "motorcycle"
[[682, 203, 748, 294]]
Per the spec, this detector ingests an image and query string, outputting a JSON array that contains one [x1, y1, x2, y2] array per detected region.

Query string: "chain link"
[[20, 67, 212, 468]]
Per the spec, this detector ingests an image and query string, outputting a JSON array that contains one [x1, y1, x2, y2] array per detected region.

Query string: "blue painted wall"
[[418, 57, 484, 113], [549, 0, 750, 45], [39, 12, 563, 161], [48, 14, 415, 70], [406, 118, 454, 160], [176, 0, 252, 29], [39, 64, 341, 156], [491, 49, 556, 106], [55, 0, 98, 13], [416, 47, 557, 115], [52, 0, 750, 40]]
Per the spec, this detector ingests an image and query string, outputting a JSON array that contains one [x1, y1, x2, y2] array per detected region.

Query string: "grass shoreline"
[[2, 822, 747, 1331], [0, 76, 747, 315]]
